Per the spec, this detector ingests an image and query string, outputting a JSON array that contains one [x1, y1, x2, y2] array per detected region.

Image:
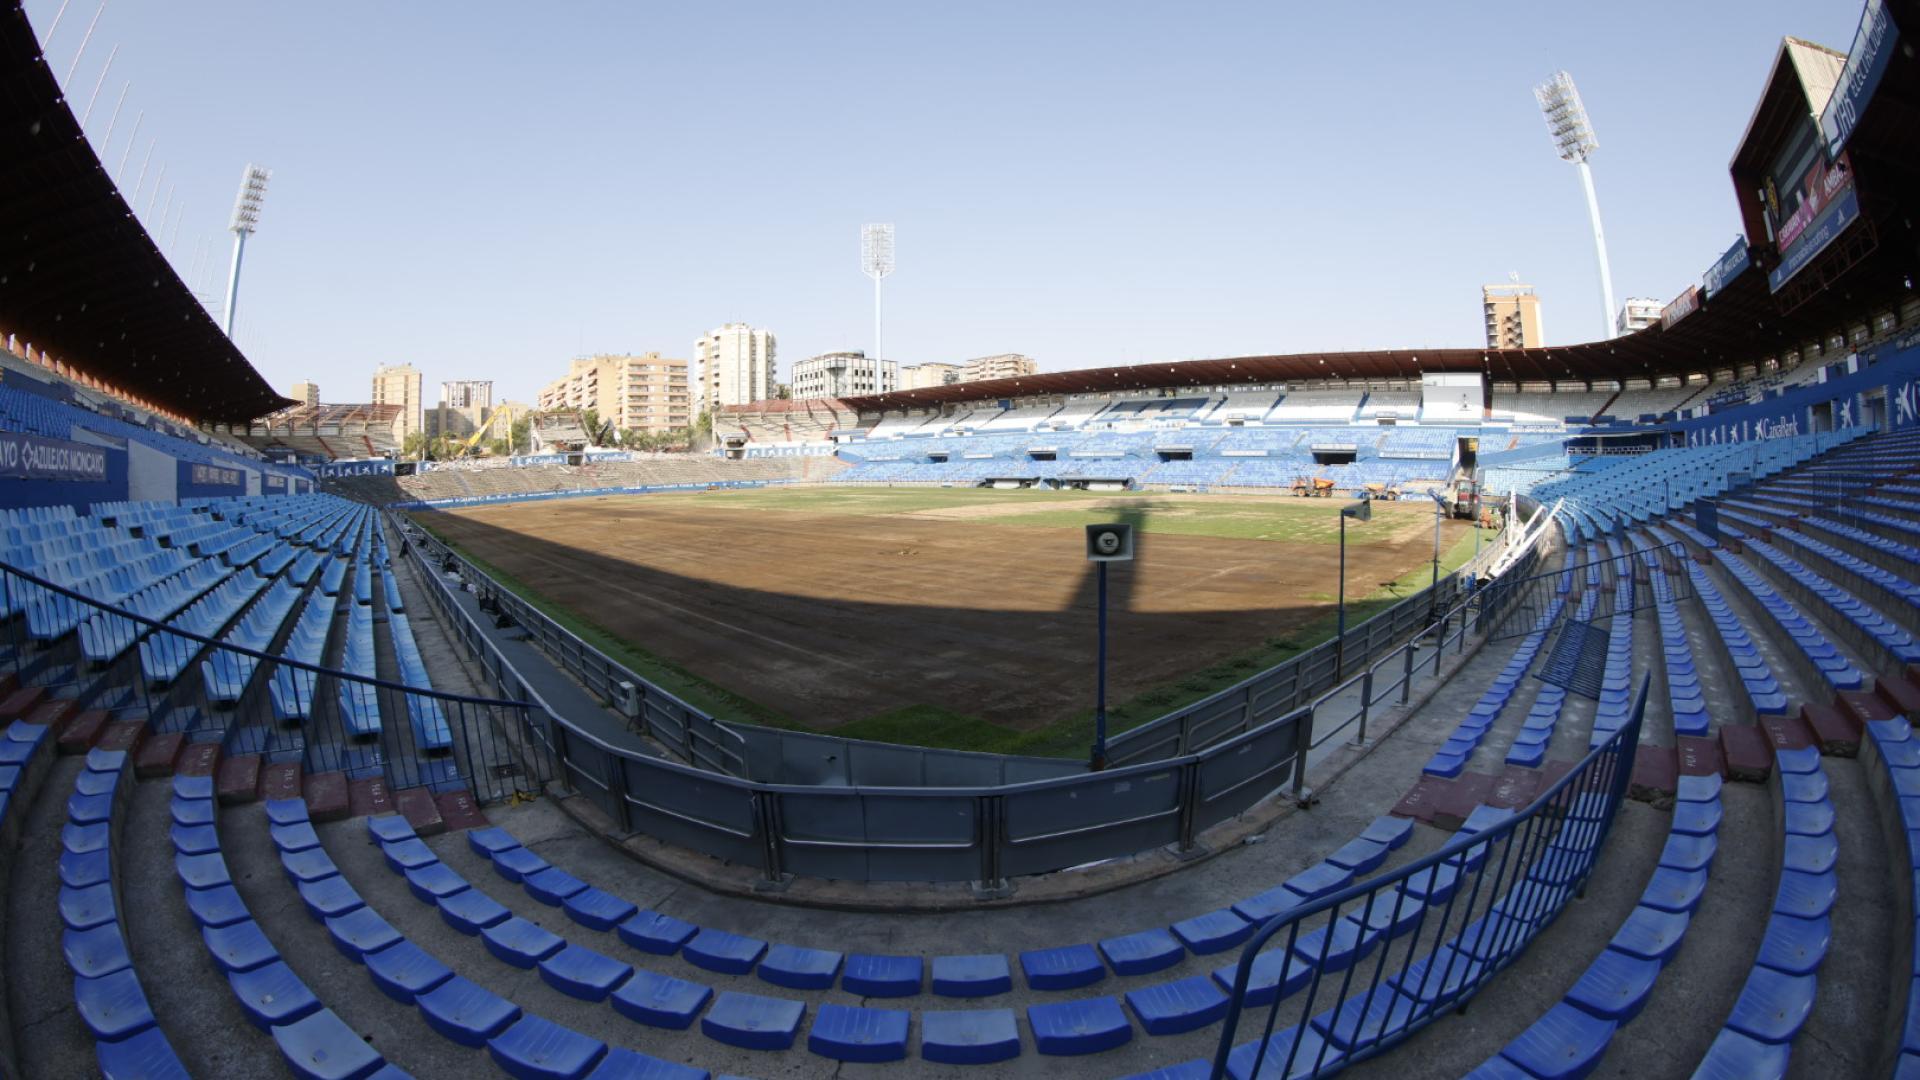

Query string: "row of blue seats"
[[1731, 532, 1920, 670], [1713, 549, 1865, 693], [338, 601, 383, 738], [1422, 595, 1569, 778], [1466, 772, 1726, 1079], [1862, 718, 1920, 1074], [270, 587, 341, 723], [60, 748, 193, 1076], [1640, 542, 1710, 737], [1587, 572, 1637, 750], [78, 559, 234, 666], [1661, 541, 1791, 718], [169, 776, 411, 1079], [389, 612, 451, 751], [1766, 523, 1920, 624], [202, 577, 306, 705], [21, 546, 193, 638], [1691, 746, 1835, 1076], [1796, 513, 1920, 577], [138, 571, 271, 686]]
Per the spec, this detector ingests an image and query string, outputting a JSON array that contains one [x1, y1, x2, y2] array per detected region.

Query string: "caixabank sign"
[[1676, 338, 1920, 447]]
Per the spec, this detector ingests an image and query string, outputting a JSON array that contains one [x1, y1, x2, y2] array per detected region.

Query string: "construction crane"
[[458, 408, 514, 457]]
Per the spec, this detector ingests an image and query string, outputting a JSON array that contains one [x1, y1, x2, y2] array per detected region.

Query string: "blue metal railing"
[[1208, 677, 1649, 1078]]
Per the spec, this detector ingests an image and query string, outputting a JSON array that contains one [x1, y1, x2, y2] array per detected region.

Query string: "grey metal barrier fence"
[[1209, 678, 1650, 1078]]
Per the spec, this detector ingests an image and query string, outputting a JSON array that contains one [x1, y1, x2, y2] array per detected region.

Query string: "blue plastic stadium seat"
[[1225, 1023, 1348, 1080], [1782, 833, 1838, 876], [176, 851, 233, 890], [842, 953, 923, 997], [167, 796, 213, 827], [438, 888, 511, 935], [381, 837, 439, 874], [807, 1002, 911, 1063], [1754, 914, 1830, 976], [1099, 929, 1185, 976], [581, 1048, 705, 1080], [59, 848, 111, 889], [184, 884, 250, 929], [419, 976, 523, 1047], [1563, 948, 1661, 1022], [367, 814, 415, 843], [921, 1008, 1021, 1065], [1125, 975, 1230, 1035], [1390, 945, 1486, 1005], [1723, 966, 1817, 1043], [1212, 946, 1314, 1008], [487, 1015, 608, 1080], [483, 916, 566, 968], [63, 821, 110, 854], [562, 888, 637, 932], [1284, 862, 1355, 899], [467, 826, 520, 857], [1671, 801, 1723, 836], [1657, 833, 1718, 873], [273, 1007, 388, 1080], [1324, 837, 1390, 874], [931, 954, 1012, 997], [610, 969, 713, 1030], [297, 875, 366, 922], [682, 929, 768, 975], [1311, 985, 1421, 1051], [1691, 1027, 1791, 1079], [1021, 944, 1106, 990], [264, 798, 311, 826], [95, 1024, 190, 1080], [757, 944, 843, 990], [228, 960, 322, 1029], [280, 847, 339, 884], [364, 939, 454, 1003], [1291, 916, 1380, 973], [492, 846, 550, 882], [1607, 907, 1689, 963], [270, 821, 323, 853], [523, 866, 589, 907], [1027, 996, 1134, 1055], [1638, 867, 1709, 914], [1170, 908, 1253, 954], [403, 862, 470, 904], [1498, 1001, 1617, 1080], [1773, 869, 1838, 920], [169, 823, 221, 856], [1232, 885, 1309, 924], [203, 919, 280, 973], [74, 967, 156, 1040], [539, 944, 634, 1002], [700, 991, 805, 1051], [1783, 801, 1836, 837], [326, 906, 402, 962], [63, 922, 132, 978], [617, 910, 699, 955], [1399, 863, 1461, 905]]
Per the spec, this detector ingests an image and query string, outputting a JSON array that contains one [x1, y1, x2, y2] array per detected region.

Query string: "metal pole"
[[1430, 499, 1442, 624], [1336, 514, 1347, 676], [1092, 560, 1109, 771], [221, 229, 247, 338], [1577, 159, 1617, 340], [873, 275, 883, 370]]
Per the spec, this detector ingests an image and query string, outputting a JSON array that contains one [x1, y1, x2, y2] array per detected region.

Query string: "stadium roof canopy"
[[0, 3, 291, 423]]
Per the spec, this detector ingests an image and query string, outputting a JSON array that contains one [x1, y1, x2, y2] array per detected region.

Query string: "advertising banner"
[[1702, 237, 1751, 298], [314, 460, 396, 478], [1821, 0, 1898, 156], [1769, 186, 1860, 293], [1660, 286, 1700, 330], [0, 432, 109, 481]]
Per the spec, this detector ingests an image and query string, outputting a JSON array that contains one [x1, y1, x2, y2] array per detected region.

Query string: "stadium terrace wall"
[[1672, 334, 1920, 445], [392, 478, 781, 512]]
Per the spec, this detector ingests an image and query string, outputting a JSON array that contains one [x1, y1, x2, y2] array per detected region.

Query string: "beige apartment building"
[[960, 353, 1039, 382], [288, 381, 320, 408], [899, 363, 961, 390], [370, 363, 424, 440], [695, 323, 776, 411], [536, 353, 691, 434], [1483, 285, 1544, 349]]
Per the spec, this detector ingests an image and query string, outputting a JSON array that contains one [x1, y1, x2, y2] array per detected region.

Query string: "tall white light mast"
[[221, 163, 270, 339], [1534, 72, 1617, 340], [861, 223, 895, 370]]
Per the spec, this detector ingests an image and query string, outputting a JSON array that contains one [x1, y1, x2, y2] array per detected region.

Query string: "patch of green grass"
[[829, 704, 1026, 754]]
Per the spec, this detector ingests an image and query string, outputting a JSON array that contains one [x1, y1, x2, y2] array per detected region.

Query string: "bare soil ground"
[[428, 489, 1463, 730]]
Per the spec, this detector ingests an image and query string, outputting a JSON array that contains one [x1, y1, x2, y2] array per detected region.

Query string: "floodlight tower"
[[861, 223, 895, 367], [1534, 72, 1617, 341], [221, 164, 271, 338]]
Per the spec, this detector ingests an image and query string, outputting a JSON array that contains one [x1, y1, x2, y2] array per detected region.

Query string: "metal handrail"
[[1209, 677, 1650, 1078]]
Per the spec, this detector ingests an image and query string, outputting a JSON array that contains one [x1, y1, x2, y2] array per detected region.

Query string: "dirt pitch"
[[424, 488, 1467, 732]]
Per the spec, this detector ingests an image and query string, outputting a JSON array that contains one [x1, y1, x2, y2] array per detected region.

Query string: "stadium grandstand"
[[4, 1, 1920, 1079]]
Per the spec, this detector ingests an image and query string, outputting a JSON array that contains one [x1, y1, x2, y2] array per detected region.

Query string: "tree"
[[401, 431, 429, 460]]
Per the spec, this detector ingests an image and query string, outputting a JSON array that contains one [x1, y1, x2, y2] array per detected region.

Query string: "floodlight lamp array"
[[228, 164, 272, 233], [861, 222, 895, 280], [1533, 72, 1597, 164]]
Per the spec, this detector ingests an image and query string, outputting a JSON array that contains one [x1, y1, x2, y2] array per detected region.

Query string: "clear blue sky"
[[28, 1, 1867, 407]]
